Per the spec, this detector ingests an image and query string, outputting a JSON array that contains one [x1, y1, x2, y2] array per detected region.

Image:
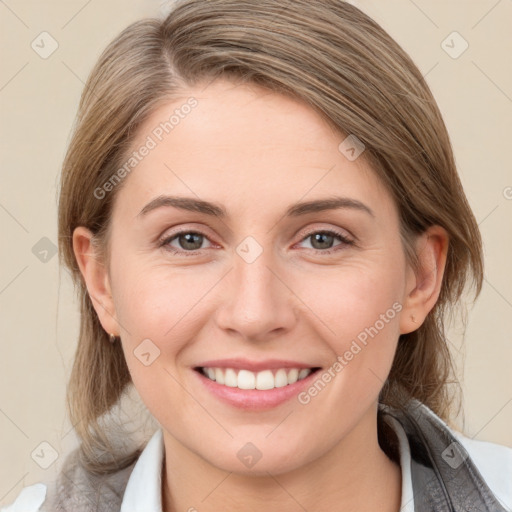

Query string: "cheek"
[[112, 260, 203, 338], [294, 261, 404, 405], [111, 264, 223, 399], [296, 261, 404, 342], [111, 266, 205, 418]]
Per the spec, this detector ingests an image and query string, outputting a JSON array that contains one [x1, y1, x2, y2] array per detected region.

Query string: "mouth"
[[194, 366, 322, 391], [192, 358, 324, 410]]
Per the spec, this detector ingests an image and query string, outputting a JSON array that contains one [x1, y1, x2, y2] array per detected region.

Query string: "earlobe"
[[399, 225, 449, 335], [72, 226, 119, 335]]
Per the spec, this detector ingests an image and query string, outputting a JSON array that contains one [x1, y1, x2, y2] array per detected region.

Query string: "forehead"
[[113, 79, 395, 220]]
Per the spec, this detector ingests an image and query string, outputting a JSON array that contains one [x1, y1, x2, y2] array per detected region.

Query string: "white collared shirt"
[[3, 411, 512, 511]]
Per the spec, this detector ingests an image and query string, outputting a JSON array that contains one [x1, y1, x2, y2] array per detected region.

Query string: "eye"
[[159, 230, 212, 255], [159, 227, 354, 256], [296, 228, 354, 254]]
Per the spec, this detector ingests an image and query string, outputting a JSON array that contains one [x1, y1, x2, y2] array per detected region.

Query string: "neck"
[[161, 403, 402, 512]]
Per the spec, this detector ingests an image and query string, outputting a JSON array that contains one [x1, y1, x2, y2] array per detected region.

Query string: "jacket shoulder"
[[2, 447, 139, 512], [453, 429, 512, 511]]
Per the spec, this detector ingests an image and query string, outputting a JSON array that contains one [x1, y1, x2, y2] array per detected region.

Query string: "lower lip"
[[193, 368, 321, 410]]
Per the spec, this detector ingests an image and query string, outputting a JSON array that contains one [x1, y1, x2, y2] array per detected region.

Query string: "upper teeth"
[[202, 367, 313, 390]]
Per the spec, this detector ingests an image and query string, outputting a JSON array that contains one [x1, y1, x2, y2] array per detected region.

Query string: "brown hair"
[[58, 0, 483, 474]]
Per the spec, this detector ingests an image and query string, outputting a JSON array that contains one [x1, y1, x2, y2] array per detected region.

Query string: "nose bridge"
[[215, 235, 296, 339], [236, 244, 275, 301], [232, 236, 281, 315]]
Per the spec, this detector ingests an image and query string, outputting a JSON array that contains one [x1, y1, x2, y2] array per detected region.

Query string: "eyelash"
[[158, 227, 354, 256]]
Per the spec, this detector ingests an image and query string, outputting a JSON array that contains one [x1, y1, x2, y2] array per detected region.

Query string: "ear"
[[72, 226, 119, 336], [399, 225, 449, 335]]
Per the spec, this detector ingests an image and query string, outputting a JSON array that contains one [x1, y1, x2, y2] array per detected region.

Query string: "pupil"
[[312, 232, 333, 249], [181, 233, 201, 250]]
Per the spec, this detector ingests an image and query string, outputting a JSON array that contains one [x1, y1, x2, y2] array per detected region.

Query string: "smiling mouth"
[[194, 366, 321, 390]]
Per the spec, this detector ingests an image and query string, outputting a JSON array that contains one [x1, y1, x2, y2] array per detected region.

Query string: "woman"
[[3, 0, 511, 510]]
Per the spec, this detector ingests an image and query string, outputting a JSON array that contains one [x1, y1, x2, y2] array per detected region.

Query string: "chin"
[[203, 438, 314, 476]]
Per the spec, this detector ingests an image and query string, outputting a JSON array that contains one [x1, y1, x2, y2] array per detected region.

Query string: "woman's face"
[[83, 79, 427, 474]]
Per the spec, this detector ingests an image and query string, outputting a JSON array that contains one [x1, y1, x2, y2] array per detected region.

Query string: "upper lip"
[[195, 358, 320, 372]]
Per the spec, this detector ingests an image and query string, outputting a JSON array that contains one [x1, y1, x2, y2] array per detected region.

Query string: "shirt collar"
[[120, 427, 164, 512], [382, 414, 415, 512]]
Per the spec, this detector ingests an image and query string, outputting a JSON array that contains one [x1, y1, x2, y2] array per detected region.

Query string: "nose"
[[214, 245, 298, 342]]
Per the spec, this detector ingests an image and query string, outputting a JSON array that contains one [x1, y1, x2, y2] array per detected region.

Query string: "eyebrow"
[[137, 195, 374, 219]]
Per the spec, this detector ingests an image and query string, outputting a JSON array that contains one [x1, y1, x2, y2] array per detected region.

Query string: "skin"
[[74, 78, 448, 511]]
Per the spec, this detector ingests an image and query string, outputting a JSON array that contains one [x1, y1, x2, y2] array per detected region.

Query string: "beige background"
[[1, 0, 511, 505]]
